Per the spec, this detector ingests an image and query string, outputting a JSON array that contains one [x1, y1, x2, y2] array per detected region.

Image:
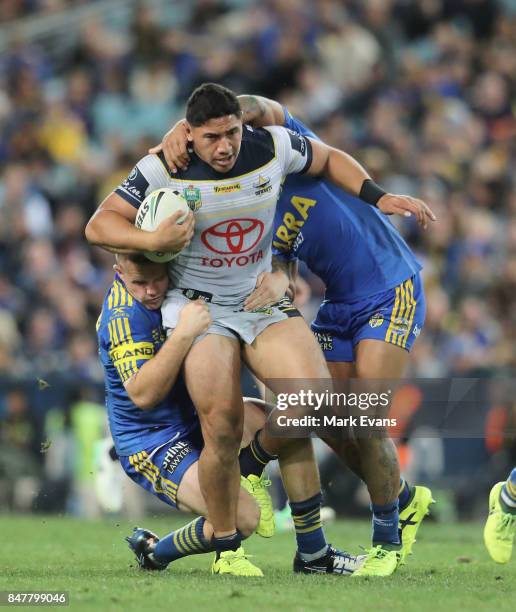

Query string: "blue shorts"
[[119, 427, 203, 509], [312, 274, 426, 363]]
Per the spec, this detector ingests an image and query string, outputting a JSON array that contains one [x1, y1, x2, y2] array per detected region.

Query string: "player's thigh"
[[176, 461, 205, 514], [243, 316, 330, 379], [354, 339, 409, 379], [183, 333, 244, 434]]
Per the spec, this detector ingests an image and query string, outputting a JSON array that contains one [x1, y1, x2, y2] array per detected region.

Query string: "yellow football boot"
[[484, 482, 516, 564], [211, 547, 264, 577], [399, 485, 435, 562], [352, 545, 401, 577], [240, 474, 275, 538]]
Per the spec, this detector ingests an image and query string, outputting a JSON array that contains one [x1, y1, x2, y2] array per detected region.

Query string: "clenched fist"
[[176, 299, 212, 339], [149, 210, 195, 252]]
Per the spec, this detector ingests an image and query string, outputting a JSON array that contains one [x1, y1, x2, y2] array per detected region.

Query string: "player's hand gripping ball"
[[135, 188, 190, 262]]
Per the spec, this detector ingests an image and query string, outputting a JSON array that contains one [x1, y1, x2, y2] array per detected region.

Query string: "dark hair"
[[186, 83, 241, 126]]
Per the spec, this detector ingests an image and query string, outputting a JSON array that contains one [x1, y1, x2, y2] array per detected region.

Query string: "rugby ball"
[[135, 188, 190, 262]]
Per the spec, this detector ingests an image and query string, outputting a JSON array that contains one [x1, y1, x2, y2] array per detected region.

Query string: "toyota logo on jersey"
[[201, 218, 264, 255]]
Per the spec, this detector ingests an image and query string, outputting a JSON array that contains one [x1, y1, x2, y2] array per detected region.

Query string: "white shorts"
[[161, 289, 300, 345]]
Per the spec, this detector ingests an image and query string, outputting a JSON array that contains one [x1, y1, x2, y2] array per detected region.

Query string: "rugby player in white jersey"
[[153, 93, 436, 577], [86, 83, 434, 571]]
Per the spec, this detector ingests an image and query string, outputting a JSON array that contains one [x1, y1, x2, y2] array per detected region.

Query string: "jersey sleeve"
[[265, 125, 313, 176], [100, 306, 156, 383], [281, 107, 320, 142], [114, 154, 171, 209]]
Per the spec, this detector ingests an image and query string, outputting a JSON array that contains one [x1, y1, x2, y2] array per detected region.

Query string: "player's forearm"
[[287, 260, 298, 302], [238, 95, 284, 127], [125, 331, 194, 410], [322, 147, 371, 196], [271, 255, 289, 276], [85, 209, 154, 252], [272, 256, 297, 301]]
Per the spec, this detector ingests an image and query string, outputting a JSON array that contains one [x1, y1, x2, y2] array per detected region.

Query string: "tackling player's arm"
[[244, 256, 296, 311], [124, 300, 210, 409], [238, 95, 285, 128], [151, 96, 435, 227], [239, 96, 435, 227], [270, 256, 297, 302], [285, 259, 298, 302], [236, 96, 377, 195]]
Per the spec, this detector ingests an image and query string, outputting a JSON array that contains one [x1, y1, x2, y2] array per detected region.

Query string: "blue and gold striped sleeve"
[[101, 280, 156, 383]]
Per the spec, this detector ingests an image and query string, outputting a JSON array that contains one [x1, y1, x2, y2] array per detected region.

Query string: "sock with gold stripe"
[[290, 493, 328, 561], [239, 429, 278, 478], [154, 517, 213, 563], [500, 467, 516, 514]]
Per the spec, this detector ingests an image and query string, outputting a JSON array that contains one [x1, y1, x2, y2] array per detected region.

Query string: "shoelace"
[[331, 549, 363, 573], [332, 547, 361, 563], [250, 478, 272, 501], [359, 546, 396, 568], [254, 477, 272, 489], [371, 547, 390, 559], [222, 550, 255, 567], [497, 513, 516, 541]]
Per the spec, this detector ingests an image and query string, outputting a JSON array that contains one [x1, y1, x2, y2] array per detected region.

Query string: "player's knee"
[[203, 411, 243, 452], [236, 498, 260, 538]]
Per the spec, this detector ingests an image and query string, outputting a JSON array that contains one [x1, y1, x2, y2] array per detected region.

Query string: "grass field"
[[1, 516, 514, 611]]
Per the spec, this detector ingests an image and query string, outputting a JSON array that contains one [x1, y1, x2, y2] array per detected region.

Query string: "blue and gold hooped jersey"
[[96, 275, 199, 456], [272, 109, 422, 302]]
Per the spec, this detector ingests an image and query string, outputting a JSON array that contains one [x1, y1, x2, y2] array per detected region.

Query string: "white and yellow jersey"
[[115, 125, 313, 306]]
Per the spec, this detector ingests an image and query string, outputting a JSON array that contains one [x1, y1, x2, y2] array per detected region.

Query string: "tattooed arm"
[[272, 256, 297, 302], [243, 255, 296, 312], [237, 95, 286, 128]]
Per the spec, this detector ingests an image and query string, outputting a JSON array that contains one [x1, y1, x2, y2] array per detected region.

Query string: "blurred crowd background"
[[0, 0, 514, 519]]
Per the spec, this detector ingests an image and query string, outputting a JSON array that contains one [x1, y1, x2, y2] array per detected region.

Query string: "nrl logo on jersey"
[[183, 185, 202, 211], [254, 175, 272, 195]]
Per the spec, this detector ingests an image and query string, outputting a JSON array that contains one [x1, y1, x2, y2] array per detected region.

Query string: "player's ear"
[[185, 121, 194, 142]]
